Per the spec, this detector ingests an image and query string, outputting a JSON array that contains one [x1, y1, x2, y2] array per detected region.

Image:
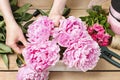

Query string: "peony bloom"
[[52, 16, 87, 47], [22, 41, 60, 72], [27, 16, 54, 43], [87, 24, 111, 46], [17, 65, 49, 80], [63, 39, 101, 72]]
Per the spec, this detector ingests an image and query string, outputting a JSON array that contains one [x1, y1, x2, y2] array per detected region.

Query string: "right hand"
[[5, 23, 27, 53], [49, 13, 65, 27]]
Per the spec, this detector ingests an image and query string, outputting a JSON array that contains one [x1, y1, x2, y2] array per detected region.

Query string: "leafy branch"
[[80, 5, 115, 37]]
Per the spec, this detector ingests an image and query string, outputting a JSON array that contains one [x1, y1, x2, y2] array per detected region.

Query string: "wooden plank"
[[18, 0, 111, 9], [49, 72, 120, 80], [0, 72, 120, 80], [0, 54, 18, 70], [0, 72, 17, 80]]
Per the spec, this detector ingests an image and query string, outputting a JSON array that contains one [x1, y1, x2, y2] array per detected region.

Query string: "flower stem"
[[15, 52, 26, 65]]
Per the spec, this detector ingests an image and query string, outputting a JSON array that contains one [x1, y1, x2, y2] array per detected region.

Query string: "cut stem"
[[15, 52, 26, 64]]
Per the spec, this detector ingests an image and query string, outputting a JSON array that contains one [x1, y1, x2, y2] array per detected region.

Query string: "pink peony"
[[63, 39, 101, 72], [22, 41, 60, 72], [27, 16, 54, 43], [52, 16, 87, 47], [17, 65, 49, 80], [87, 24, 111, 46]]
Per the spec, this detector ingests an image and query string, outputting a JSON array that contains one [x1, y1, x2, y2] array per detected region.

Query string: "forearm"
[[0, 0, 16, 27], [50, 0, 67, 15]]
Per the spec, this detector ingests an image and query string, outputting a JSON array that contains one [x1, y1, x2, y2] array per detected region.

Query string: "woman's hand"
[[49, 0, 67, 26], [6, 23, 27, 53], [49, 14, 65, 27]]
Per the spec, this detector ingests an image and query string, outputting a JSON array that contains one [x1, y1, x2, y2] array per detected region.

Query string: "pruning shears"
[[100, 46, 120, 68]]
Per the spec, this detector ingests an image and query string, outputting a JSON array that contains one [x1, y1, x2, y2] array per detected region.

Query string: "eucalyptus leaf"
[[0, 43, 13, 54], [0, 54, 9, 68], [14, 3, 32, 15]]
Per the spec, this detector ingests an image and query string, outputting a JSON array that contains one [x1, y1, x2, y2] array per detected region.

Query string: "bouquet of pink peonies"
[[17, 16, 101, 80]]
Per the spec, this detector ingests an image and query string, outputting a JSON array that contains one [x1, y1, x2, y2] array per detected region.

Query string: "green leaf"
[[80, 16, 87, 21], [0, 21, 5, 28], [16, 54, 24, 68], [100, 20, 106, 25], [38, 9, 48, 16], [107, 29, 115, 37], [13, 13, 22, 22], [23, 20, 34, 29], [87, 9, 97, 17], [14, 3, 32, 15], [21, 13, 33, 21], [104, 23, 110, 28], [0, 54, 9, 68], [92, 5, 102, 12], [62, 8, 71, 17], [22, 20, 34, 34], [0, 43, 13, 54], [10, 0, 18, 6], [0, 33, 5, 41]]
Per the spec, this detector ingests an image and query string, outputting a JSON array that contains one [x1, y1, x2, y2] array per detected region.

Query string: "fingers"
[[6, 41, 22, 53], [19, 36, 28, 47], [49, 15, 65, 27], [6, 36, 28, 54]]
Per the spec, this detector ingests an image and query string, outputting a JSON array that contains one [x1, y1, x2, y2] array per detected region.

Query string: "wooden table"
[[1, 0, 120, 80]]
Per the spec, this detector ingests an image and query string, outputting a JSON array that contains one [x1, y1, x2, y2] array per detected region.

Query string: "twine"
[[110, 35, 120, 50]]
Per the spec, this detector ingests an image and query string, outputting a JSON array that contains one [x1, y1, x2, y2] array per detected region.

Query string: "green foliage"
[[0, 43, 13, 53], [0, 0, 34, 68], [80, 5, 115, 37], [62, 7, 71, 17], [16, 54, 24, 68], [0, 54, 9, 68], [14, 4, 32, 15]]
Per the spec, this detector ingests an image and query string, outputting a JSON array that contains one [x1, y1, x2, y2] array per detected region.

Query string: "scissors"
[[100, 46, 120, 68]]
